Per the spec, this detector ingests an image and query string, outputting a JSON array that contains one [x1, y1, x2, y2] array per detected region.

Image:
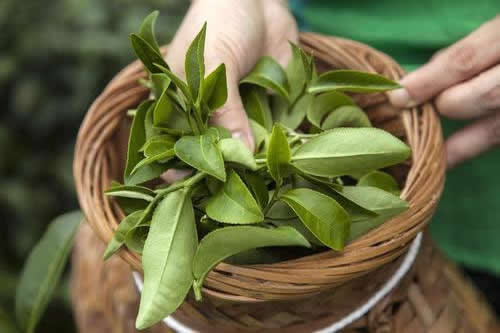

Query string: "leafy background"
[[0, 0, 498, 332]]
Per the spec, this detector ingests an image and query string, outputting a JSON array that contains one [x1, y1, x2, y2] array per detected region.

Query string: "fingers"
[[436, 63, 500, 119], [446, 110, 500, 169], [389, 15, 500, 108]]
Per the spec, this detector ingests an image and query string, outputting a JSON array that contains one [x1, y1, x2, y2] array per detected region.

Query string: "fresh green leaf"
[[174, 134, 226, 181], [242, 171, 269, 209], [249, 119, 270, 153], [267, 124, 291, 185], [308, 70, 400, 94], [136, 189, 198, 330], [273, 93, 313, 130], [153, 89, 174, 127], [143, 135, 176, 158], [292, 128, 411, 178], [306, 91, 355, 128], [125, 163, 171, 186], [206, 170, 264, 224], [218, 138, 257, 170], [280, 188, 350, 250], [357, 170, 401, 195], [124, 223, 150, 254], [322, 105, 372, 129], [286, 42, 310, 101], [185, 23, 207, 101], [348, 214, 394, 241], [130, 34, 168, 74], [151, 73, 171, 99], [144, 103, 161, 141], [241, 56, 290, 100], [105, 184, 155, 202], [139, 11, 161, 52], [192, 226, 310, 299], [131, 149, 175, 175], [103, 210, 144, 260], [210, 126, 232, 139], [154, 63, 192, 102], [16, 211, 82, 333], [203, 63, 227, 110], [153, 105, 192, 136], [271, 218, 323, 246], [241, 85, 273, 131]]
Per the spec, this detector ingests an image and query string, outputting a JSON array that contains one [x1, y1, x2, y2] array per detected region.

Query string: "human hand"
[[389, 15, 500, 169], [165, 0, 298, 151]]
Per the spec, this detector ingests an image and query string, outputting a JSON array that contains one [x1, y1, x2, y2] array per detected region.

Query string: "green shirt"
[[292, 0, 500, 274]]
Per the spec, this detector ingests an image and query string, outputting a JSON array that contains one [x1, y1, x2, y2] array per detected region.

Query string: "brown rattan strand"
[[72, 223, 499, 333]]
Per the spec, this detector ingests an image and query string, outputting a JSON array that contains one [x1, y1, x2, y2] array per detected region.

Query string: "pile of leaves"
[[100, 12, 411, 329]]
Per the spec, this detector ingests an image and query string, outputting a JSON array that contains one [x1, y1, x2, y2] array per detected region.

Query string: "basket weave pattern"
[[73, 33, 446, 330]]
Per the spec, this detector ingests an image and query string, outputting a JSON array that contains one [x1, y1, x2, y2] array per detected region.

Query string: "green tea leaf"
[[271, 218, 323, 247], [16, 211, 82, 333], [286, 42, 310, 101], [175, 134, 226, 181], [241, 85, 273, 131], [139, 11, 161, 52], [185, 23, 206, 101], [125, 163, 171, 186], [242, 171, 269, 209], [211, 126, 232, 140], [348, 214, 394, 241], [153, 89, 175, 127], [203, 63, 227, 110], [273, 93, 312, 130], [249, 119, 270, 153], [357, 170, 401, 195], [151, 73, 171, 99], [130, 34, 168, 74], [292, 128, 411, 178], [0, 308, 19, 333], [267, 124, 291, 185], [322, 105, 372, 129], [306, 91, 355, 128], [308, 70, 400, 94], [280, 188, 350, 250], [241, 56, 290, 100], [131, 149, 175, 175], [206, 170, 264, 224], [154, 63, 192, 102], [136, 189, 197, 330], [105, 184, 155, 202], [192, 226, 310, 299], [124, 224, 150, 254], [143, 135, 176, 158], [124, 100, 154, 182], [218, 138, 257, 170], [103, 210, 144, 260]]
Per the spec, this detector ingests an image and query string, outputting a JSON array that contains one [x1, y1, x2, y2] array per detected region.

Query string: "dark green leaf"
[[203, 63, 227, 110], [267, 124, 291, 185], [206, 170, 264, 224], [16, 211, 82, 333], [151, 73, 171, 99], [124, 223, 150, 254], [280, 188, 350, 250], [273, 93, 312, 130], [241, 85, 273, 131], [136, 189, 197, 330], [249, 119, 270, 153], [306, 91, 355, 128], [130, 34, 168, 74], [271, 218, 323, 246], [185, 23, 206, 101], [292, 128, 411, 178], [139, 11, 161, 53], [125, 163, 171, 186], [192, 226, 310, 299], [357, 170, 401, 195], [103, 210, 144, 260], [131, 149, 175, 175], [241, 56, 290, 100], [174, 134, 226, 181], [218, 138, 257, 170], [322, 105, 372, 129], [243, 171, 269, 209], [308, 70, 400, 94]]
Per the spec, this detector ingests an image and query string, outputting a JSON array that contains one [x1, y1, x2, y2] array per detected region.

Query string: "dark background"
[[0, 1, 498, 331]]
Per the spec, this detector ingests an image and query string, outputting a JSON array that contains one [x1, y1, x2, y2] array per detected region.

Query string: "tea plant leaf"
[[130, 34, 168, 74], [218, 138, 257, 170], [241, 56, 290, 100], [273, 94, 313, 130], [348, 214, 395, 241], [206, 170, 264, 224], [192, 226, 310, 299], [136, 189, 197, 330], [139, 11, 161, 52], [125, 163, 172, 186], [16, 211, 82, 333], [153, 89, 174, 127], [103, 210, 144, 260], [243, 171, 269, 209], [154, 63, 192, 102], [280, 188, 350, 250], [307, 91, 355, 128], [286, 42, 310, 101], [203, 63, 227, 110], [211, 126, 232, 140], [267, 124, 291, 185], [358, 170, 401, 195], [308, 70, 400, 94], [143, 135, 176, 158], [249, 119, 270, 153], [322, 105, 372, 129], [151, 73, 171, 99], [125, 224, 150, 254], [292, 128, 410, 178], [175, 134, 226, 181], [185, 23, 206, 101], [131, 149, 176, 175], [241, 85, 273, 131], [105, 184, 155, 202]]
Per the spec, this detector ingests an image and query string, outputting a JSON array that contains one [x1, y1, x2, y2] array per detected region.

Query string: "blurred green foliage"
[[0, 0, 188, 331]]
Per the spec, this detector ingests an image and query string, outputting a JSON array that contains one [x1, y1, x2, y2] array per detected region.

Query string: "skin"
[[169, 1, 499, 170]]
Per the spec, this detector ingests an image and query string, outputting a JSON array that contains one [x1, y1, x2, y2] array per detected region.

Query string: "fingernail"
[[388, 87, 416, 108]]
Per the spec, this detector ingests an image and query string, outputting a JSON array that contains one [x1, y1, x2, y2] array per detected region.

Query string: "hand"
[[389, 15, 500, 169], [166, 0, 298, 151]]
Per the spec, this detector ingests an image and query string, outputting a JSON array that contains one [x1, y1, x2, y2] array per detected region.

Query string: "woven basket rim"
[[73, 32, 446, 302]]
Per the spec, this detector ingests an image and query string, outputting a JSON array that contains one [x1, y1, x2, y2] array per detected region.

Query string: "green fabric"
[[294, 0, 500, 274]]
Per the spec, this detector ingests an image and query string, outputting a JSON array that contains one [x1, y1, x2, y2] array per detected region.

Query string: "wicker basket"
[[73, 33, 446, 331]]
